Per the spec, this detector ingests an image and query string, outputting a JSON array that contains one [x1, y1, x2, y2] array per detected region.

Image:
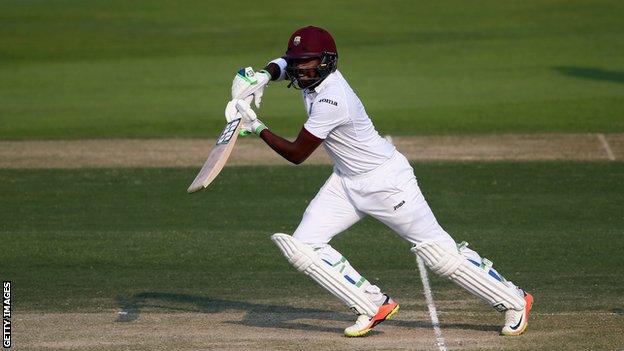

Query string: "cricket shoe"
[[500, 291, 534, 336], [344, 295, 399, 337]]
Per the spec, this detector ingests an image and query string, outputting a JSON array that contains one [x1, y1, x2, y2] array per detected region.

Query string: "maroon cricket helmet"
[[283, 26, 339, 89], [284, 26, 338, 59]]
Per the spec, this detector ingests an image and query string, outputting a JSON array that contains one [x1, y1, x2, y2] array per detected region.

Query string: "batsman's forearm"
[[259, 129, 307, 165], [264, 62, 281, 81]]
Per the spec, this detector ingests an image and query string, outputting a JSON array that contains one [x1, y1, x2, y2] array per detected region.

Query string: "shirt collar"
[[305, 71, 336, 94]]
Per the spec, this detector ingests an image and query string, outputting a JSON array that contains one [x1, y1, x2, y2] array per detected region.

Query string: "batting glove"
[[235, 99, 267, 135], [231, 67, 271, 109], [224, 95, 252, 123]]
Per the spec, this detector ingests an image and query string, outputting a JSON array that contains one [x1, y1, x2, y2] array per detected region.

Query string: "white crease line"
[[597, 133, 616, 161], [416, 256, 447, 351]]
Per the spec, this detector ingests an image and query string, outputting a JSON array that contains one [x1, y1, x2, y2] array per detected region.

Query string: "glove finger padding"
[[224, 96, 253, 123], [224, 100, 240, 123], [235, 99, 257, 122], [235, 99, 267, 135], [231, 67, 270, 108], [253, 90, 263, 109]]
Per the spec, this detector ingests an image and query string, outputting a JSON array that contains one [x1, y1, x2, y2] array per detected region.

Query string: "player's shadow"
[[115, 292, 499, 333], [554, 66, 624, 84]]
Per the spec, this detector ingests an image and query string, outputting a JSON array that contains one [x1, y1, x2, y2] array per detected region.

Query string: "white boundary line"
[[597, 133, 616, 161], [416, 256, 448, 351]]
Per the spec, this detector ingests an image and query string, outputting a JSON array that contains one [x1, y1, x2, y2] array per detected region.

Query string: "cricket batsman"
[[225, 26, 533, 337]]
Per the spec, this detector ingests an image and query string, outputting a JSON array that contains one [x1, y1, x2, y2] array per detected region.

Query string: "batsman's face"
[[292, 58, 321, 88]]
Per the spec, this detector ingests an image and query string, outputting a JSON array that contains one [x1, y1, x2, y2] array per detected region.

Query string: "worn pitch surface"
[[1, 133, 622, 169], [14, 308, 623, 351]]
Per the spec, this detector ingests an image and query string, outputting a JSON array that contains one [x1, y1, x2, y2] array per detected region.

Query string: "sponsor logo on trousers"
[[393, 200, 405, 211]]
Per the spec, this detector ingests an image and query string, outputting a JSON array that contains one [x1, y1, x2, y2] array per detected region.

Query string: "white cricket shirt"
[[301, 70, 395, 176]]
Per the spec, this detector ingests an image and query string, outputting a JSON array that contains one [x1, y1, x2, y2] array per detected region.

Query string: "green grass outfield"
[[2, 162, 623, 314], [2, 0, 624, 139]]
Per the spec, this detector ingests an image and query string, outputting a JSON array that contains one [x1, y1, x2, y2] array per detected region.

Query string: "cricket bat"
[[187, 118, 242, 193]]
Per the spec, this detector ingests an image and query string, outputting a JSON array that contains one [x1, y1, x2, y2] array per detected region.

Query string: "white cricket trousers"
[[293, 151, 456, 248], [292, 151, 458, 303]]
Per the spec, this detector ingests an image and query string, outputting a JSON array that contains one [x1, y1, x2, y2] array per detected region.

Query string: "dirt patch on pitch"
[[13, 307, 623, 351], [0, 133, 621, 169]]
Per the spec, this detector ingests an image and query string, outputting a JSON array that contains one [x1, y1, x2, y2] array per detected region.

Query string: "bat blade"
[[187, 118, 242, 193]]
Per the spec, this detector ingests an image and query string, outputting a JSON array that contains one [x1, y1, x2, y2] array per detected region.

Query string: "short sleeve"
[[303, 95, 348, 139]]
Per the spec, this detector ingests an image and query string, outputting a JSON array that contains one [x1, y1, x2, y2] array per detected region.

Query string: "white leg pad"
[[412, 241, 525, 311], [271, 233, 378, 317]]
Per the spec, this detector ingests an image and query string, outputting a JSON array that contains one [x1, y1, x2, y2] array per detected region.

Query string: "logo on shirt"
[[319, 98, 338, 106]]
